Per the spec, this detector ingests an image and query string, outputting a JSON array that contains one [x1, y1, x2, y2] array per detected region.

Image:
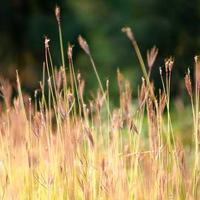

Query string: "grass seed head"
[[195, 55, 200, 88], [78, 35, 90, 55], [68, 43, 74, 60], [184, 69, 192, 97], [147, 46, 158, 70], [44, 36, 50, 49], [122, 27, 135, 42], [165, 57, 174, 73], [55, 6, 61, 23]]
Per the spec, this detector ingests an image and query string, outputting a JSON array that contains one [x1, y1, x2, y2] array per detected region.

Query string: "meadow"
[[0, 7, 199, 199]]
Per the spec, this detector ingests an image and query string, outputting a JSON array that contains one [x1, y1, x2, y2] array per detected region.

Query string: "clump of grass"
[[0, 7, 199, 200]]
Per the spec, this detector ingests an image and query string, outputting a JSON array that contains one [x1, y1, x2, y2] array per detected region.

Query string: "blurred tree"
[[0, 0, 200, 98]]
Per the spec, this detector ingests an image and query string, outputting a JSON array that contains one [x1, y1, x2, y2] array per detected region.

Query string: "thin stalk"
[[58, 21, 65, 71]]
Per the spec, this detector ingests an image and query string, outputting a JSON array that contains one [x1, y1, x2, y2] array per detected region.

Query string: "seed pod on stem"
[[55, 6, 61, 24], [122, 27, 135, 43], [195, 56, 200, 89], [67, 43, 74, 60], [184, 69, 192, 97], [78, 35, 90, 55], [147, 46, 158, 70]]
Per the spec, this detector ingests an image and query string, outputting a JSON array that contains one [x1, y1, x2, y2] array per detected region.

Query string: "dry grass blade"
[[84, 126, 94, 148], [138, 77, 147, 107], [0, 77, 12, 109], [117, 69, 124, 95], [54, 68, 63, 91], [159, 90, 167, 114], [129, 120, 138, 134]]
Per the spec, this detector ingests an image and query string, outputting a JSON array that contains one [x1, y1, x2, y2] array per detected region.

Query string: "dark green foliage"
[[0, 0, 200, 100]]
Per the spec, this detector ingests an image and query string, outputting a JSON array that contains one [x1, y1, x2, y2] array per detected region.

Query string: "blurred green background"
[[0, 0, 200, 100]]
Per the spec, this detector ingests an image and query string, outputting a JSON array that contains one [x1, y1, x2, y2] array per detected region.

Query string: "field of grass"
[[0, 7, 199, 200]]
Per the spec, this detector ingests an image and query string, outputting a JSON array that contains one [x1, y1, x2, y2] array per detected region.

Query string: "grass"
[[0, 6, 199, 200]]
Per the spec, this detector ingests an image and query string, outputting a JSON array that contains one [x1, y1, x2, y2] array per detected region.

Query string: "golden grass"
[[0, 7, 199, 200]]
